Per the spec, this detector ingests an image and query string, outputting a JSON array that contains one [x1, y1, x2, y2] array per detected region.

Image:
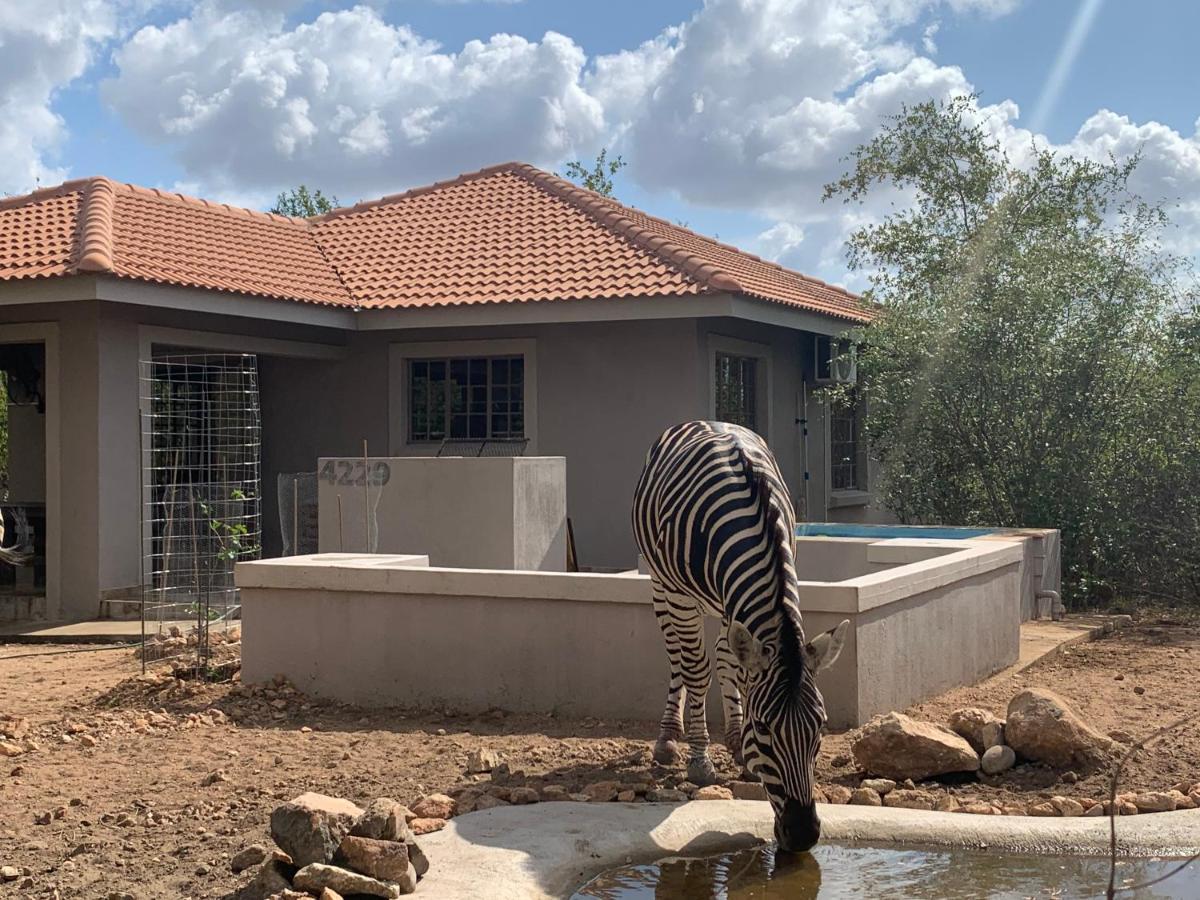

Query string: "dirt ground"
[[1, 619, 1197, 899]]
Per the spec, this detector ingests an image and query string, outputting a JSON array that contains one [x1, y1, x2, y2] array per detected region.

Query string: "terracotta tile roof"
[[0, 178, 352, 306], [0, 163, 868, 322]]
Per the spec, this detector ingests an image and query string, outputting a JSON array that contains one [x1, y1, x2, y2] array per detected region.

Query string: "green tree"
[[824, 95, 1200, 606], [270, 185, 339, 217], [561, 148, 627, 197]]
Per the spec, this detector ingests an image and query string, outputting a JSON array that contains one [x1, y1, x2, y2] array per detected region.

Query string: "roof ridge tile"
[[76, 177, 117, 273]]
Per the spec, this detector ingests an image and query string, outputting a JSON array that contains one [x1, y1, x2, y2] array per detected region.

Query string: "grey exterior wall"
[[3, 284, 887, 620]]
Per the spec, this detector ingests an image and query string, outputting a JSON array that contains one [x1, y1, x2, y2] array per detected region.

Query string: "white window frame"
[[388, 339, 537, 455], [825, 389, 870, 508], [707, 334, 772, 444]]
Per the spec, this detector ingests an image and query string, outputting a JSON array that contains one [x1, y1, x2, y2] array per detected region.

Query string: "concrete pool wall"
[[237, 536, 1023, 728]]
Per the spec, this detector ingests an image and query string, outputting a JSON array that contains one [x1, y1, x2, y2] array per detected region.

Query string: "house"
[[0, 161, 877, 624]]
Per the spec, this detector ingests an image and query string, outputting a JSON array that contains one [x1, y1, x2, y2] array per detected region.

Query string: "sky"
[[4, 0, 1200, 288]]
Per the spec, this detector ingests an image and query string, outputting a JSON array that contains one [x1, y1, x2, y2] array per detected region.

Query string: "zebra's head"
[[729, 610, 848, 853]]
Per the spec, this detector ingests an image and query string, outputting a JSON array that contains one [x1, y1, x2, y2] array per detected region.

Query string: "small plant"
[[199, 489, 259, 564]]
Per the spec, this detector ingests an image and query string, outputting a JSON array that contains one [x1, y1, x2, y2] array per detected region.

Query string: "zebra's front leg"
[[672, 602, 718, 786], [651, 583, 685, 766], [715, 627, 745, 767]]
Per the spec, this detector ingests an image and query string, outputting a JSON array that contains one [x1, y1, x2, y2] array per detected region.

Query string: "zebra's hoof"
[[653, 740, 681, 766], [688, 758, 719, 787]]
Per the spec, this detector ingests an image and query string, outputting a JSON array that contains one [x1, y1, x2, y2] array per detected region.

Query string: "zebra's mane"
[[749, 465, 809, 680]]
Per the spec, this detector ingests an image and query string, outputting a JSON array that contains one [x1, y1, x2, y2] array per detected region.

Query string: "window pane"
[[714, 352, 757, 432], [830, 390, 859, 491], [511, 357, 524, 385], [491, 358, 509, 383]]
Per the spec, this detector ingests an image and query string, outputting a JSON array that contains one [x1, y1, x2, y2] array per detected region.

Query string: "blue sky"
[[6, 0, 1200, 287]]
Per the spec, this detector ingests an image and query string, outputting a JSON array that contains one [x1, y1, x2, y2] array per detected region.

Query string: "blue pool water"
[[796, 523, 996, 540]]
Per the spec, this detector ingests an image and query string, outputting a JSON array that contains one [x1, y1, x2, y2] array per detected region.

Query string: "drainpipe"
[[798, 382, 811, 521]]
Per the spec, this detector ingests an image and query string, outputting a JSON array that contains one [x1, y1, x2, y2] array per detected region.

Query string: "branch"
[[1106, 715, 1198, 899]]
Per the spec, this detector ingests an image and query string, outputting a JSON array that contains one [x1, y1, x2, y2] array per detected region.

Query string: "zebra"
[[632, 420, 848, 853]]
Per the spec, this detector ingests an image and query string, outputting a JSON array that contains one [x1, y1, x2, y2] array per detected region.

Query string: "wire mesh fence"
[[139, 353, 261, 673]]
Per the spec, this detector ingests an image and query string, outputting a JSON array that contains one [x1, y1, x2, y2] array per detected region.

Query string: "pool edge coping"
[[413, 801, 1200, 900]]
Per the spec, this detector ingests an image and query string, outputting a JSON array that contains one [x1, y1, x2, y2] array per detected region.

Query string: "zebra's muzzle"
[[775, 798, 821, 854]]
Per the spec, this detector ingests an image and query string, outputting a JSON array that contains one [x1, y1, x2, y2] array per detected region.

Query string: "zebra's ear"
[[728, 621, 770, 676], [804, 619, 849, 673]]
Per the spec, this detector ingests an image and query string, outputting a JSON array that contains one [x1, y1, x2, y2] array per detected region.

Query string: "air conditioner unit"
[[813, 334, 857, 385]]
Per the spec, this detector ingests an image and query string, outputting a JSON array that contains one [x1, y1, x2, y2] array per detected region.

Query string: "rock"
[[959, 801, 998, 815], [824, 785, 852, 805], [409, 818, 446, 835], [540, 785, 570, 802], [1109, 729, 1137, 745], [812, 786, 828, 804], [582, 781, 621, 802], [508, 787, 540, 805], [694, 785, 734, 801], [568, 793, 592, 803], [831, 753, 851, 767], [410, 794, 456, 820], [231, 845, 268, 874], [980, 745, 1016, 775], [466, 748, 501, 774], [851, 712, 980, 780], [202, 769, 229, 787], [1133, 686, 1145, 696], [647, 788, 688, 803], [1061, 771, 1079, 784], [270, 793, 364, 868], [860, 778, 896, 796], [0, 866, 18, 881], [334, 836, 412, 882], [318, 890, 344, 900], [1028, 802, 1057, 816], [882, 789, 935, 811], [351, 800, 415, 843], [292, 863, 404, 898], [935, 795, 960, 812], [1084, 803, 1105, 816], [0, 742, 26, 758], [1005, 689, 1112, 769], [616, 790, 637, 803], [236, 858, 295, 900], [948, 708, 1006, 753], [850, 788, 882, 806], [1134, 791, 1177, 813], [729, 781, 768, 801], [80, 734, 99, 748], [1051, 796, 1085, 817], [1173, 792, 1196, 811]]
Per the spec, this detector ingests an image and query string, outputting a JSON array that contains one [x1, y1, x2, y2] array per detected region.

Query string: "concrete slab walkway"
[[416, 801, 1200, 900], [0, 618, 198, 644]]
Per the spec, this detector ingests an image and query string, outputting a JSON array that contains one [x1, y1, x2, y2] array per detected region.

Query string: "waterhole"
[[572, 843, 1199, 899]]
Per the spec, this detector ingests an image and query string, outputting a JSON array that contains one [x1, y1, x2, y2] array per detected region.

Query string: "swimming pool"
[[796, 522, 996, 540]]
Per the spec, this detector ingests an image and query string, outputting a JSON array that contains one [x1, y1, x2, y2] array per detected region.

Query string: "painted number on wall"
[[318, 460, 391, 487]]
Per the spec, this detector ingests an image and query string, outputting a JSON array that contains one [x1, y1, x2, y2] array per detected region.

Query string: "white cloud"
[[0, 1, 133, 194], [85, 0, 1200, 284], [103, 3, 604, 196]]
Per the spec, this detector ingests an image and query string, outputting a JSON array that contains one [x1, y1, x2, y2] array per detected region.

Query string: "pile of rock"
[[851, 689, 1115, 783], [235, 792, 430, 899], [136, 624, 242, 661], [845, 688, 1196, 817]]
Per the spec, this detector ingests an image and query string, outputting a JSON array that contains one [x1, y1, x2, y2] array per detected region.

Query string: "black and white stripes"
[[632, 421, 848, 852]]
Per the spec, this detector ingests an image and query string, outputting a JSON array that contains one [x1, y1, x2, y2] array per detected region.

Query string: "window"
[[714, 352, 758, 431], [409, 356, 524, 442], [830, 390, 861, 491]]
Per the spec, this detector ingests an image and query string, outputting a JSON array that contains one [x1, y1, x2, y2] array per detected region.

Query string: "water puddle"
[[573, 843, 1200, 899]]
